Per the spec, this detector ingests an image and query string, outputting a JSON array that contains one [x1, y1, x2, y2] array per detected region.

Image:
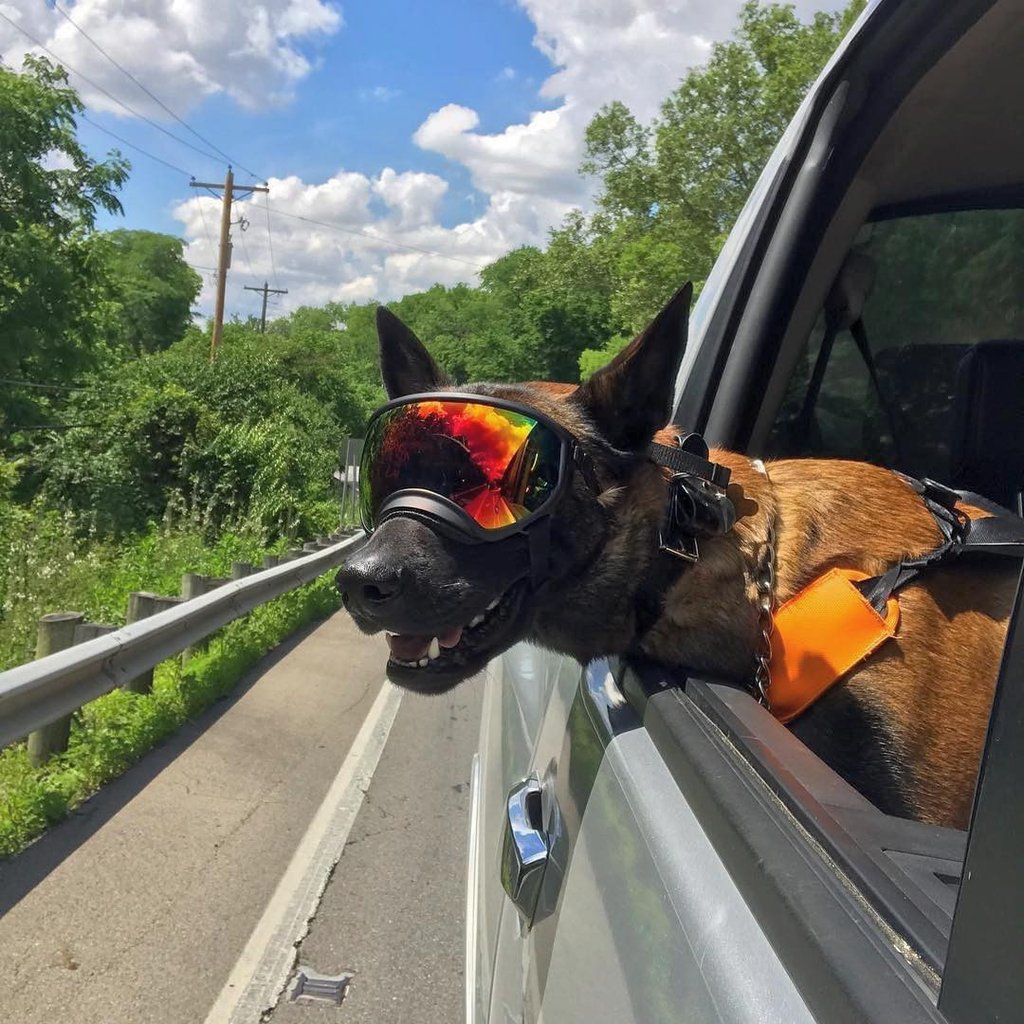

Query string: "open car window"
[[765, 205, 1024, 511]]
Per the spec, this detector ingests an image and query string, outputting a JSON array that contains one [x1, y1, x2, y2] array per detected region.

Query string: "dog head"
[[335, 283, 693, 692]]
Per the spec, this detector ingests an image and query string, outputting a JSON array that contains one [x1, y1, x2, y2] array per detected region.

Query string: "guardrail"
[[0, 532, 365, 754]]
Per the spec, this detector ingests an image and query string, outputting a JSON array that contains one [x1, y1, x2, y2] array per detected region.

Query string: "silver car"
[[468, 1, 1024, 1021]]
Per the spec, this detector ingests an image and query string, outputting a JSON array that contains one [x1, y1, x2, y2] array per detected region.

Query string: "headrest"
[[824, 250, 877, 330], [950, 340, 1024, 511]]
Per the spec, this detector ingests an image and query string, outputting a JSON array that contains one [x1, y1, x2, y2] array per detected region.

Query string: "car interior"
[[685, 0, 1024, 980]]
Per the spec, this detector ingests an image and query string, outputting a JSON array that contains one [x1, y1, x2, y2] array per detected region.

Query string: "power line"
[[0, 376, 89, 392], [79, 112, 192, 176], [0, 10, 222, 167], [266, 206, 487, 269], [51, 1, 264, 181]]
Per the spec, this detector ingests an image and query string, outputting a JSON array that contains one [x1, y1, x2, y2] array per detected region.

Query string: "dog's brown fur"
[[339, 289, 1015, 830], [514, 395, 1012, 828]]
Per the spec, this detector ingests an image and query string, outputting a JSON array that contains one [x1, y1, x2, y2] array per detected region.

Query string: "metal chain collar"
[[749, 459, 776, 709], [752, 518, 777, 709]]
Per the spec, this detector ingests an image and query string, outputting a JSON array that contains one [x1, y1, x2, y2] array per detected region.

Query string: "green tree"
[[0, 56, 129, 427], [575, 0, 866, 375], [102, 229, 202, 353]]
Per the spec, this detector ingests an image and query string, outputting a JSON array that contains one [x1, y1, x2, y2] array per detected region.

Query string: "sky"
[[1, 0, 845, 321]]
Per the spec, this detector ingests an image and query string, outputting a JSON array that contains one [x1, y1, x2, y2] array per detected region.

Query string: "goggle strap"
[[647, 438, 731, 487], [528, 514, 552, 591]]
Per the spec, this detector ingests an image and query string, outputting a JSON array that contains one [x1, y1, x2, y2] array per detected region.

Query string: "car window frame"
[[660, 0, 1022, 1013]]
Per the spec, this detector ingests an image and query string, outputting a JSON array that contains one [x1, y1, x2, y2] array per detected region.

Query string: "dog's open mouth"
[[384, 579, 529, 690]]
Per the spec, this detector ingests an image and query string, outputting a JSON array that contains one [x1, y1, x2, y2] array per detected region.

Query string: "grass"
[[0, 574, 341, 859]]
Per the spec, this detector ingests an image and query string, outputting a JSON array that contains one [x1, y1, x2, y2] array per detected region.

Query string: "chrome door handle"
[[501, 777, 548, 926]]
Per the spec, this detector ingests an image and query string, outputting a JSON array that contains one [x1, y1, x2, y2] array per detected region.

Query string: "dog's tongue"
[[386, 633, 431, 661], [386, 626, 464, 661], [438, 626, 462, 649]]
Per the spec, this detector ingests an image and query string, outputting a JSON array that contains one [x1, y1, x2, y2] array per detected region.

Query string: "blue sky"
[[2, 0, 846, 316], [83, 0, 559, 238]]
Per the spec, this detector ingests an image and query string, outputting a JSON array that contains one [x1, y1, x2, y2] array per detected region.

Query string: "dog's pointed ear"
[[576, 281, 692, 450], [376, 305, 450, 398]]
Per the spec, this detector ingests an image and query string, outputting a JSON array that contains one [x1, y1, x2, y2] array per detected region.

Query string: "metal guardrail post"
[[27, 612, 84, 765], [286, 547, 304, 561], [262, 554, 279, 569], [125, 593, 161, 693], [303, 541, 319, 553], [231, 561, 254, 580]]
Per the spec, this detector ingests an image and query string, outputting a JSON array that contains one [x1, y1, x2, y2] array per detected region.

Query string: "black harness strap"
[[855, 475, 1024, 614], [633, 436, 736, 641]]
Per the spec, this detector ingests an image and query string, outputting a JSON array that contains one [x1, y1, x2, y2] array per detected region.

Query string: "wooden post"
[[189, 170, 268, 362], [124, 592, 161, 693], [27, 612, 85, 764], [74, 622, 116, 645], [181, 573, 206, 601]]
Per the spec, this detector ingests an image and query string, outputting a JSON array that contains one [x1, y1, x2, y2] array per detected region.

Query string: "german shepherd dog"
[[337, 286, 1015, 829]]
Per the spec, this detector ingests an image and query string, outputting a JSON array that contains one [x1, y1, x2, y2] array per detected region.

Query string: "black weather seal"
[[871, 185, 1024, 222]]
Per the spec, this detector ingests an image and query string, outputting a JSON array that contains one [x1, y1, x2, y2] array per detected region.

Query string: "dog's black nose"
[[335, 548, 405, 616]]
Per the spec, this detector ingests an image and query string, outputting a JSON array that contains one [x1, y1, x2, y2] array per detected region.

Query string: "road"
[[0, 610, 484, 1023]]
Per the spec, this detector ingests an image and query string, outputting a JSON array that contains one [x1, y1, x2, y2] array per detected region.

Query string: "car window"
[[766, 207, 1024, 505]]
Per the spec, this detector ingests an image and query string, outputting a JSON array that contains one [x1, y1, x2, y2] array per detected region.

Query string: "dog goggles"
[[359, 394, 586, 541]]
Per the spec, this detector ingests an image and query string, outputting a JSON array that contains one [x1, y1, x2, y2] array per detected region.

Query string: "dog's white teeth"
[[469, 614, 485, 628], [486, 598, 500, 611], [428, 637, 440, 660], [417, 657, 429, 668]]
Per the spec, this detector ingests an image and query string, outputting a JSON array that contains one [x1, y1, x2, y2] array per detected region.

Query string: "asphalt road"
[[0, 610, 483, 1024]]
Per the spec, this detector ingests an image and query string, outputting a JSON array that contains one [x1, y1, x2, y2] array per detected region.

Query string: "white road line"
[[204, 679, 404, 1024]]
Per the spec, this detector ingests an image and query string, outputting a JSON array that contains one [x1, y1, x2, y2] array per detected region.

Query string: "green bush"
[[32, 328, 359, 541], [0, 574, 341, 858]]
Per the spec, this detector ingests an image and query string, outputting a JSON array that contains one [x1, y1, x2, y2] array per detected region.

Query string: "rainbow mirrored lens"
[[360, 399, 563, 532]]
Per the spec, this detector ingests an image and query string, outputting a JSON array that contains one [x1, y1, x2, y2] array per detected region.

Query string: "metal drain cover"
[[289, 967, 353, 1005]]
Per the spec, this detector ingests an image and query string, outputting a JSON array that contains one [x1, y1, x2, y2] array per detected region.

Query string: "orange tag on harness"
[[768, 568, 900, 724]]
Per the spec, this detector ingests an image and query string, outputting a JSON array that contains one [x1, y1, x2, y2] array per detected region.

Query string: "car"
[[466, 1, 1024, 1021]]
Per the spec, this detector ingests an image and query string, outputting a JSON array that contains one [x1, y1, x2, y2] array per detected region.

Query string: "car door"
[[469, 0, 1012, 1020]]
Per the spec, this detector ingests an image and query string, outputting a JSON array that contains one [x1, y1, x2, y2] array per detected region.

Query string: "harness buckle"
[[659, 530, 699, 562]]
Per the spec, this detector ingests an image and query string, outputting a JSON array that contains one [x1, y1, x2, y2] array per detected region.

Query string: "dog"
[[336, 285, 1015, 829]]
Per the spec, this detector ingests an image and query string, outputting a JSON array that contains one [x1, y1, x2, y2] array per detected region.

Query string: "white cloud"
[[360, 84, 401, 102], [413, 0, 847, 218], [0, 0, 341, 115], [8, 0, 845, 316]]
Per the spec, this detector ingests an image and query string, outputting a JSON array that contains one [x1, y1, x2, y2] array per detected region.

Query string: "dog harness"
[[636, 441, 1024, 722], [767, 477, 1024, 722]]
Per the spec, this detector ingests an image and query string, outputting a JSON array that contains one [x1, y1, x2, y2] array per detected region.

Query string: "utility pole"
[[244, 280, 289, 333], [190, 168, 269, 361]]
